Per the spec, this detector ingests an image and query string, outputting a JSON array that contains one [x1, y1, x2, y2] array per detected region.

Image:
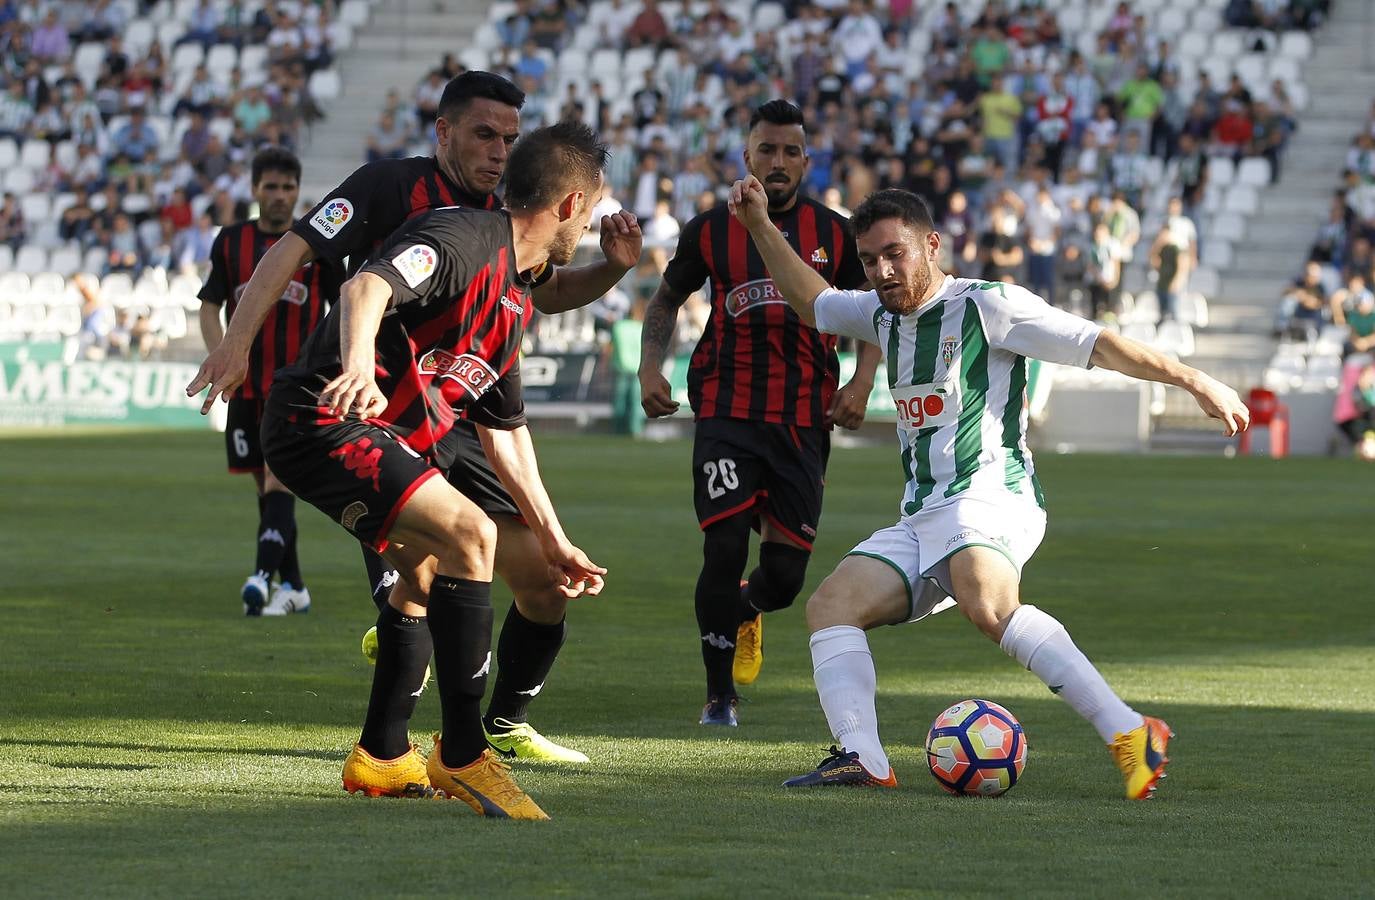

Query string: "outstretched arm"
[[637, 280, 691, 417], [726, 175, 829, 327], [532, 211, 642, 314], [478, 424, 606, 598], [1089, 329, 1250, 435], [186, 231, 316, 412]]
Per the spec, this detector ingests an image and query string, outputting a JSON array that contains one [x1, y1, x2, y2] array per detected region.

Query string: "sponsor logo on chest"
[[417, 349, 500, 400], [725, 277, 788, 317], [891, 381, 960, 432], [233, 279, 309, 306]]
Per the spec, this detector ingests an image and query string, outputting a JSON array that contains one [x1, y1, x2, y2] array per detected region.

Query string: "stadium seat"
[[0, 244, 12, 272], [1191, 266, 1220, 299], [624, 46, 656, 78], [558, 48, 589, 79], [1155, 7, 1188, 37], [0, 271, 29, 298], [14, 246, 48, 274], [1177, 31, 1209, 60], [1210, 212, 1246, 243], [20, 193, 50, 225], [1237, 157, 1271, 187], [46, 300, 82, 338], [48, 246, 82, 277], [171, 42, 204, 75], [1201, 240, 1233, 269], [308, 70, 342, 101], [155, 21, 185, 52], [1279, 31, 1313, 60], [122, 194, 153, 216], [458, 47, 490, 72], [240, 44, 269, 74], [0, 138, 16, 169], [3, 167, 35, 194], [1224, 184, 1259, 215], [1132, 290, 1162, 324], [126, 19, 155, 56], [590, 48, 622, 83], [1155, 321, 1196, 358], [1234, 54, 1267, 87], [20, 139, 50, 171], [1268, 57, 1301, 88], [753, 1, 786, 30], [206, 44, 238, 76], [339, 0, 369, 26], [102, 273, 136, 309], [1178, 292, 1210, 328], [82, 247, 106, 274], [1122, 321, 1157, 344], [54, 140, 77, 171], [1210, 31, 1243, 60]]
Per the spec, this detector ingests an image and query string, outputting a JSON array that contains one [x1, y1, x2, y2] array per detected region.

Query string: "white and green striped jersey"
[[814, 275, 1103, 516]]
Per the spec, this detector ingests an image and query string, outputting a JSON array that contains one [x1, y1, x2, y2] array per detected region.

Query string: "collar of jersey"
[[907, 273, 957, 317]]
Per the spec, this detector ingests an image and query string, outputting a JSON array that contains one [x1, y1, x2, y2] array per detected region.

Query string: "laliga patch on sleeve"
[[310, 198, 354, 238], [391, 244, 438, 289]]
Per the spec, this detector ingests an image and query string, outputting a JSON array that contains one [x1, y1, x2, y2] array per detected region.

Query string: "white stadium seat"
[[1177, 32, 1209, 60], [1201, 240, 1233, 269], [1156, 8, 1188, 37], [1224, 184, 1258, 215], [1211, 31, 1244, 60], [20, 194, 51, 224], [308, 69, 341, 101], [14, 246, 48, 274], [126, 19, 155, 55], [0, 138, 16, 168], [1268, 57, 1301, 88], [3, 167, 35, 194], [1210, 212, 1246, 243], [753, 1, 786, 30], [1237, 157, 1271, 187], [1279, 31, 1313, 60], [48, 246, 82, 277], [339, 0, 369, 26], [240, 44, 269, 74], [0, 245, 12, 272], [1207, 156, 1235, 187], [206, 44, 238, 75], [1155, 321, 1196, 358], [1191, 267, 1220, 299], [20, 139, 50, 170]]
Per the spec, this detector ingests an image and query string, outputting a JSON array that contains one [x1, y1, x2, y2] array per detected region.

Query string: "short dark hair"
[[851, 189, 935, 238], [504, 121, 609, 211], [438, 70, 525, 121], [251, 146, 300, 186], [749, 98, 805, 132]]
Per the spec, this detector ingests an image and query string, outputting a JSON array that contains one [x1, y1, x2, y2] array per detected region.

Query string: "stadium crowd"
[[0, 0, 340, 283], [363, 0, 1320, 355]]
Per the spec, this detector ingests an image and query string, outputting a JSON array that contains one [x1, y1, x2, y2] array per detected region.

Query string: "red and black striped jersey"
[[291, 156, 501, 278], [198, 221, 342, 400], [662, 196, 866, 428], [277, 207, 534, 456]]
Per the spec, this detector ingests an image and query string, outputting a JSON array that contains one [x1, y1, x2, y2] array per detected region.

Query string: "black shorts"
[[692, 416, 830, 550], [433, 419, 521, 519], [260, 394, 442, 552], [225, 397, 265, 473]]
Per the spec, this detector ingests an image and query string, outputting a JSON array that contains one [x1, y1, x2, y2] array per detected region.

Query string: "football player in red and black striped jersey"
[[198, 147, 344, 617], [638, 100, 884, 725], [187, 72, 640, 763], [259, 123, 608, 816]]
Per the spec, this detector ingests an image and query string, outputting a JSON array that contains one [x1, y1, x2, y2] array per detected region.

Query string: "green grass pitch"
[[1, 430, 1371, 897]]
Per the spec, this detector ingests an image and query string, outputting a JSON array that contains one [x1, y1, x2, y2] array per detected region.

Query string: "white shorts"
[[847, 493, 1047, 624]]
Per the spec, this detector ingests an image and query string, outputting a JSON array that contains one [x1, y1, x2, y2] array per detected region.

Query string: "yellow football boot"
[[733, 613, 763, 685], [341, 743, 437, 798], [485, 718, 589, 764], [1109, 716, 1174, 800], [426, 740, 550, 820]]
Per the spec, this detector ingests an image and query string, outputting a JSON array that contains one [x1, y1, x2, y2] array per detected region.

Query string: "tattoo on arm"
[[640, 282, 689, 370]]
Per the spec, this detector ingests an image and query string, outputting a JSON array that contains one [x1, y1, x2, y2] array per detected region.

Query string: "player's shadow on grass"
[[0, 736, 341, 763]]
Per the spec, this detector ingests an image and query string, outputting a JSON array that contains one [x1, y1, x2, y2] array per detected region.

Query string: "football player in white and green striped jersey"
[[728, 179, 1250, 799]]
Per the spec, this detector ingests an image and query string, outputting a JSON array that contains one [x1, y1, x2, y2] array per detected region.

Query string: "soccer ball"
[[925, 699, 1027, 797]]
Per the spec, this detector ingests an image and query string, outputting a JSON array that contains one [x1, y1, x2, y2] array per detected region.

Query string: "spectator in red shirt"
[[626, 0, 671, 48], [161, 187, 194, 232], [1212, 100, 1253, 160]]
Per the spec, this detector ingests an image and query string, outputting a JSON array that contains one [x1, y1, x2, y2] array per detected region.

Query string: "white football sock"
[[999, 605, 1144, 743], [810, 625, 890, 778]]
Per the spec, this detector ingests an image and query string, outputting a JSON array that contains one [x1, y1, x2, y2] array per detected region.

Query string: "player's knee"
[[700, 518, 751, 585], [960, 596, 1017, 641], [434, 509, 497, 574], [747, 543, 810, 612], [805, 576, 860, 631]]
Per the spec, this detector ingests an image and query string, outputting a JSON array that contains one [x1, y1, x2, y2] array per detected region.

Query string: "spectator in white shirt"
[[1025, 185, 1062, 304], [832, 0, 884, 77]]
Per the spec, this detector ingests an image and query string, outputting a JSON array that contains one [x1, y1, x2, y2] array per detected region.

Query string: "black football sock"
[[253, 491, 295, 581], [484, 606, 566, 731], [278, 524, 304, 589], [362, 545, 398, 612], [696, 521, 751, 699], [427, 576, 494, 768], [358, 603, 433, 760]]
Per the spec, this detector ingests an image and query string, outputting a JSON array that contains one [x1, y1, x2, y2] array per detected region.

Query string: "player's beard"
[[876, 261, 933, 315], [546, 223, 581, 267], [260, 200, 293, 232], [762, 174, 800, 210]]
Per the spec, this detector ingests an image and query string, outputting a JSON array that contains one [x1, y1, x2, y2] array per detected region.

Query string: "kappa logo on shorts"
[[310, 198, 353, 238], [340, 500, 369, 531], [724, 278, 788, 317], [329, 438, 383, 491], [801, 523, 817, 538], [391, 244, 437, 289], [417, 350, 499, 400], [945, 530, 980, 550]]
